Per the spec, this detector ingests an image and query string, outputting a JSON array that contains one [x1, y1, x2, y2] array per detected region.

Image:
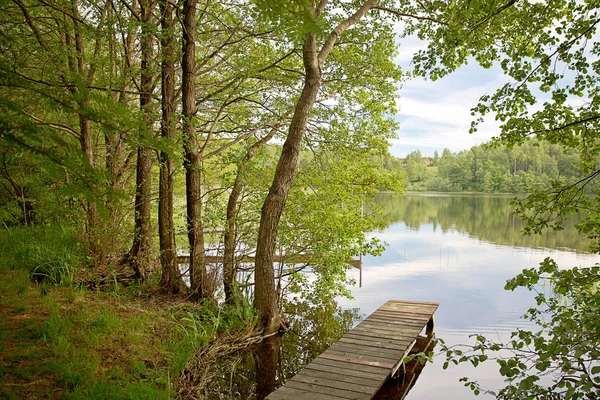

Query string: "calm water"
[[337, 193, 600, 398]]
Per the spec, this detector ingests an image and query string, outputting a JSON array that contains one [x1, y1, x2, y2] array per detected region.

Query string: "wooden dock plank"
[[343, 331, 415, 344], [364, 313, 429, 325], [353, 319, 427, 336], [266, 300, 439, 400], [349, 325, 422, 340], [338, 336, 411, 351], [266, 385, 350, 400], [289, 371, 380, 394], [308, 357, 391, 376], [370, 310, 432, 322], [328, 343, 405, 360], [303, 360, 386, 380], [296, 367, 382, 387], [319, 350, 396, 369], [285, 380, 372, 399], [330, 340, 405, 356]]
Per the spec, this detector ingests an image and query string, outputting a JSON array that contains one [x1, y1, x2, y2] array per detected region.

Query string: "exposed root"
[[177, 330, 280, 399]]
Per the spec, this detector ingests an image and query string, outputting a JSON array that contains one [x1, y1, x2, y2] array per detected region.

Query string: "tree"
[[404, 150, 427, 182], [253, 0, 430, 334], [127, 0, 157, 280], [158, 0, 182, 293], [413, 0, 600, 397], [182, 0, 207, 299]]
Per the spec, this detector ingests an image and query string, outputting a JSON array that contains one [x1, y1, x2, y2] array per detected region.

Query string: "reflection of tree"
[[280, 297, 361, 377], [373, 194, 590, 252], [198, 297, 361, 399]]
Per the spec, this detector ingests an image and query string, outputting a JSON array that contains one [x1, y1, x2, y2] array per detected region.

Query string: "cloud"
[[390, 63, 510, 157]]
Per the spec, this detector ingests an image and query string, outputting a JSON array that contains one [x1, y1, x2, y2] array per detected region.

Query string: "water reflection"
[[196, 193, 599, 399], [341, 194, 600, 399], [199, 298, 361, 399], [373, 193, 590, 252], [255, 335, 280, 400]]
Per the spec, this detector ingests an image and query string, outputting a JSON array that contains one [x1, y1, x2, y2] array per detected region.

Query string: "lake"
[[336, 193, 600, 399]]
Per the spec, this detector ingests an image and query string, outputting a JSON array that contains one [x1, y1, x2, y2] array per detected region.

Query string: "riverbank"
[[0, 268, 176, 398], [0, 225, 261, 400]]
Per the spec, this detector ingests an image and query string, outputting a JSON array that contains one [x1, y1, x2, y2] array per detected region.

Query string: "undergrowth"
[[0, 225, 84, 285], [0, 226, 260, 399]]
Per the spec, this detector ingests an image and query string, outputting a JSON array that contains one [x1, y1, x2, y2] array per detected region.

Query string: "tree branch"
[[318, 0, 376, 65]]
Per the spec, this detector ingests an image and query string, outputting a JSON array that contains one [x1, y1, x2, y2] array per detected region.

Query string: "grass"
[[0, 226, 259, 399], [0, 275, 178, 399]]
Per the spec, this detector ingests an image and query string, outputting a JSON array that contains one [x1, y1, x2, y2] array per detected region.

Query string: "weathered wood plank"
[[285, 379, 372, 400], [366, 313, 431, 325], [320, 349, 396, 369], [371, 309, 433, 321], [329, 343, 403, 360], [358, 318, 425, 331], [338, 335, 411, 351], [350, 325, 422, 339], [387, 299, 439, 306], [343, 329, 419, 344], [359, 315, 428, 330], [267, 385, 349, 400], [309, 357, 390, 376], [303, 360, 386, 380], [362, 319, 428, 332], [290, 370, 379, 394], [344, 327, 416, 345], [296, 367, 381, 387], [267, 299, 439, 399], [384, 300, 439, 309]]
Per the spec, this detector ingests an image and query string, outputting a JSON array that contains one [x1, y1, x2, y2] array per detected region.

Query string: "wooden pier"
[[176, 254, 362, 269], [266, 300, 439, 400]]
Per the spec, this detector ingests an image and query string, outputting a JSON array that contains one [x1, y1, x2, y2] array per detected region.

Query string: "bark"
[[79, 112, 98, 252], [255, 335, 281, 399], [224, 127, 278, 304], [71, 0, 98, 256], [158, 0, 182, 293], [129, 0, 156, 279], [182, 0, 206, 299], [254, 35, 321, 333], [253, 0, 376, 334]]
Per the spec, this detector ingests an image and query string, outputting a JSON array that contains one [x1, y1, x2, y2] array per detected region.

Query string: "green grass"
[[0, 277, 175, 398], [0, 226, 259, 399], [0, 226, 84, 285]]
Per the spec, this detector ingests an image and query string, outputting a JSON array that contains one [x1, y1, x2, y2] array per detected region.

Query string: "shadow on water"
[[255, 334, 280, 399], [373, 193, 590, 252], [196, 297, 435, 399], [196, 298, 363, 399]]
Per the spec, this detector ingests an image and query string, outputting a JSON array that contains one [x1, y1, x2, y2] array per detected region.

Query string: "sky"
[[389, 35, 508, 158]]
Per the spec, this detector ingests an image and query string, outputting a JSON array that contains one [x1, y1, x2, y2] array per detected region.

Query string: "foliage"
[[410, 0, 600, 397], [0, 226, 84, 284], [441, 258, 600, 399], [378, 139, 594, 194]]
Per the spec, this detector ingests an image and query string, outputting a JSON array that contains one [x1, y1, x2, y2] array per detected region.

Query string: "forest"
[[389, 140, 590, 193], [1, 0, 600, 398]]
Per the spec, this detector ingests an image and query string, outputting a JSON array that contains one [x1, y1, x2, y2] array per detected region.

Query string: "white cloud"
[[389, 62, 510, 157]]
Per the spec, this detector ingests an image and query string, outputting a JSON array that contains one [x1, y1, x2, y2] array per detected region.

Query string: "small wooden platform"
[[176, 254, 362, 269], [266, 300, 439, 400]]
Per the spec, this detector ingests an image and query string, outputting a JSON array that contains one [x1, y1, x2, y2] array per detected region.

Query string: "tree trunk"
[[70, 0, 98, 257], [255, 335, 281, 399], [158, 0, 182, 293], [254, 35, 321, 334], [129, 0, 156, 279], [182, 0, 206, 299], [224, 127, 278, 304]]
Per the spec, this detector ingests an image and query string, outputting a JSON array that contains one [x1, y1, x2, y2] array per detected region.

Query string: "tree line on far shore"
[[376, 139, 592, 194]]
